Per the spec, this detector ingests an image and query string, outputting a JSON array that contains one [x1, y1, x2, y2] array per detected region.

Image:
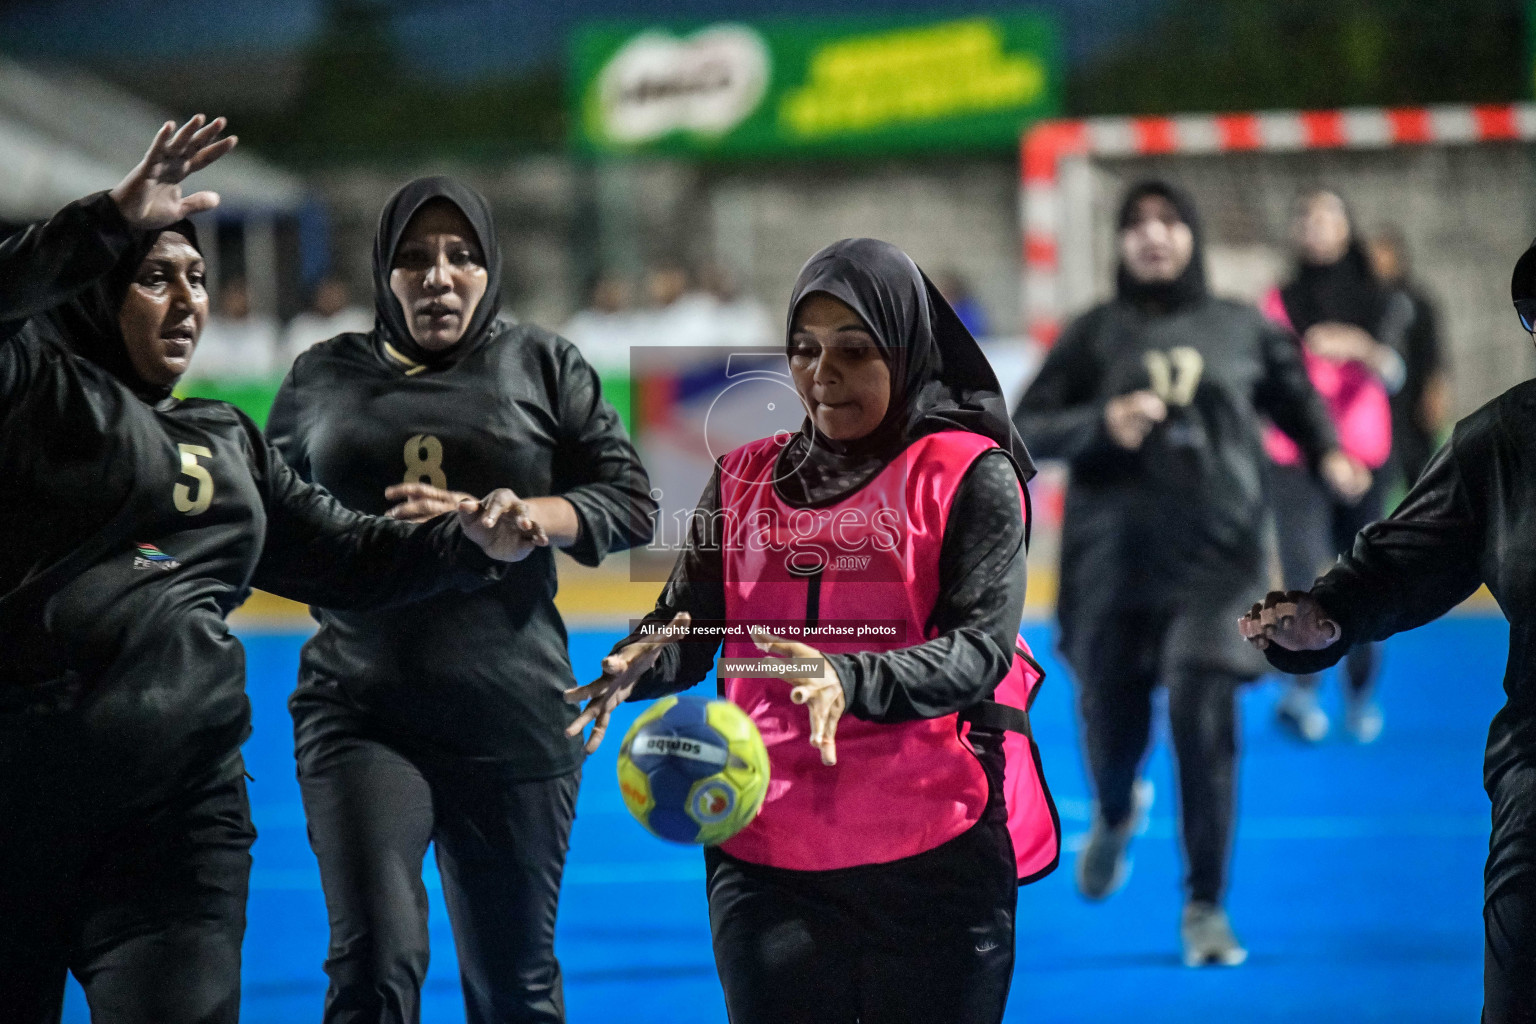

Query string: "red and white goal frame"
[[1018, 102, 1536, 348]]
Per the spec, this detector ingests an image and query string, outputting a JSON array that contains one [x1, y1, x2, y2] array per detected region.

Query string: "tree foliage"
[[236, 0, 566, 165], [1071, 0, 1529, 115]]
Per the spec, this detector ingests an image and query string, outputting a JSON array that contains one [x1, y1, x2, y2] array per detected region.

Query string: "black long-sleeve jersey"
[[616, 450, 1027, 722], [267, 324, 654, 773], [1265, 382, 1536, 803], [1015, 298, 1337, 625], [0, 195, 503, 805]]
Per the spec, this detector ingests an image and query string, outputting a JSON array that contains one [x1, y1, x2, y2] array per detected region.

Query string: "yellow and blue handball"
[[617, 696, 770, 845]]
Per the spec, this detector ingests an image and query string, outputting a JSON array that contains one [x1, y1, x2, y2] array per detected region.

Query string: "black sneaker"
[[1181, 901, 1248, 967], [1075, 780, 1152, 901]]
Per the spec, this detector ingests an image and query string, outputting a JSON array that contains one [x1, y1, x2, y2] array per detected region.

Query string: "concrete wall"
[[701, 159, 1022, 332]]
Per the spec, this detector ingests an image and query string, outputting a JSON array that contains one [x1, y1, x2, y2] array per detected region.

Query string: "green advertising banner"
[[569, 13, 1060, 158]]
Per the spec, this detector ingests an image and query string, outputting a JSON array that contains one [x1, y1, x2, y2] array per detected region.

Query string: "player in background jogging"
[[1262, 190, 1410, 744], [1014, 179, 1366, 966]]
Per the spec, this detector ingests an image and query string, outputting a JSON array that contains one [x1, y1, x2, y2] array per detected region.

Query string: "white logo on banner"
[[596, 25, 771, 144]]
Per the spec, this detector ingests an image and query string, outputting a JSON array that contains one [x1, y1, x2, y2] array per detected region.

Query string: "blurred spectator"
[[561, 271, 639, 375], [644, 263, 689, 310], [562, 263, 777, 373], [192, 277, 280, 380], [282, 275, 373, 362], [935, 270, 990, 338], [698, 264, 775, 348], [1368, 227, 1449, 485], [639, 263, 718, 349]]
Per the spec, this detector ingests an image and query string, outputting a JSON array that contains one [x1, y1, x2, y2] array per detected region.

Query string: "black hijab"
[[45, 219, 201, 403], [775, 238, 1035, 507], [371, 175, 503, 368], [1280, 191, 1387, 335], [1114, 179, 1208, 312]]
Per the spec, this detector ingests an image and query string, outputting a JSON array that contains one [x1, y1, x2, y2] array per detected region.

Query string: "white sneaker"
[[1075, 780, 1153, 900], [1181, 901, 1248, 967], [1345, 694, 1384, 744], [1276, 684, 1329, 743]]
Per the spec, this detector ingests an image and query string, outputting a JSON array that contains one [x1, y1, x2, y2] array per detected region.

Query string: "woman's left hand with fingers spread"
[[751, 629, 846, 766], [110, 114, 238, 230]]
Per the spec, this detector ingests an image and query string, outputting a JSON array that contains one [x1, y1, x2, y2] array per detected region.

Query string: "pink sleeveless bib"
[[1259, 287, 1393, 470], [715, 429, 1060, 881]]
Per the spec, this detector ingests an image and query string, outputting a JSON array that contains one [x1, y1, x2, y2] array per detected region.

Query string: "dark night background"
[[0, 0, 1527, 163]]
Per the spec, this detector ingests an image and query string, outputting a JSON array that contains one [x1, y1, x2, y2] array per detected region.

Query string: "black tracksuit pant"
[[292, 685, 579, 1024], [705, 813, 1017, 1024], [0, 756, 254, 1024], [1270, 462, 1388, 698], [1073, 602, 1243, 906], [1484, 761, 1536, 1023]]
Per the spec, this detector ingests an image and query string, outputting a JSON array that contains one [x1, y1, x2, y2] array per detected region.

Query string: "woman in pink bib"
[[566, 239, 1058, 1024], [1264, 190, 1408, 744]]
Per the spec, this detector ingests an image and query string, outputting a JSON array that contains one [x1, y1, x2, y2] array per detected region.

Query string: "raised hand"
[[563, 611, 692, 754], [750, 629, 845, 766], [109, 115, 238, 230], [454, 488, 549, 562], [1238, 590, 1342, 652]]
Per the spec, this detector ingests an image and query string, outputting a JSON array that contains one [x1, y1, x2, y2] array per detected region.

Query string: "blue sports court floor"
[[63, 614, 1506, 1022]]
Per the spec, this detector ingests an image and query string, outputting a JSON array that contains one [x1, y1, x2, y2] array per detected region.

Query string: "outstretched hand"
[[1238, 590, 1342, 652], [109, 115, 238, 230], [750, 629, 845, 766], [452, 488, 549, 562], [563, 612, 692, 754]]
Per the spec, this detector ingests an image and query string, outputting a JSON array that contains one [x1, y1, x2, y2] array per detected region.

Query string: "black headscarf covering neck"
[[1114, 179, 1208, 313], [371, 175, 503, 369], [1280, 191, 1386, 335], [45, 219, 201, 404], [774, 238, 1035, 506]]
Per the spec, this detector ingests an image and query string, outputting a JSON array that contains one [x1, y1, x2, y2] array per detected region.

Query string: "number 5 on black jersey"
[[174, 443, 214, 516]]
